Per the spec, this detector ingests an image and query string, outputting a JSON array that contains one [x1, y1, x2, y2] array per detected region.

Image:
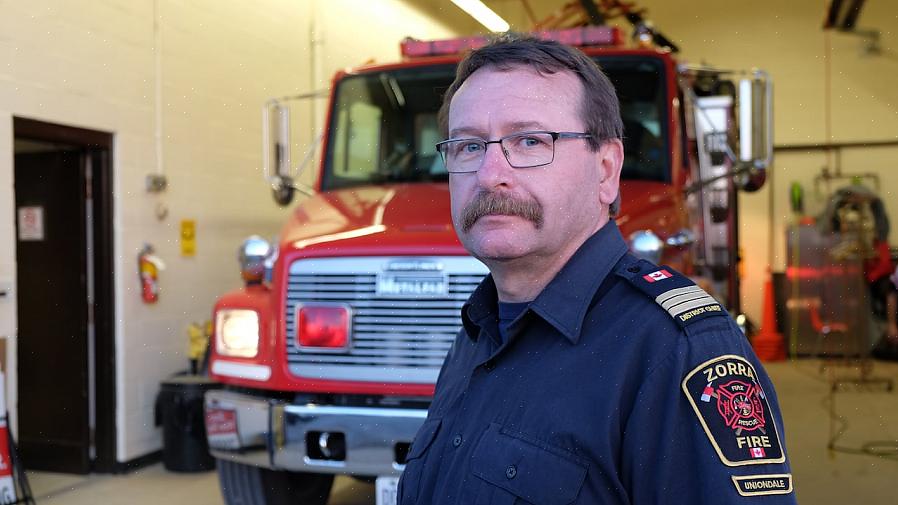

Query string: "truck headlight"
[[215, 309, 260, 358]]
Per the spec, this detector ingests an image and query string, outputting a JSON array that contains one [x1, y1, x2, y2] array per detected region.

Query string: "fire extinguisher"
[[138, 244, 166, 304]]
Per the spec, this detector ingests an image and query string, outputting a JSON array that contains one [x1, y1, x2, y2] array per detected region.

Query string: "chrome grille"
[[284, 257, 488, 383]]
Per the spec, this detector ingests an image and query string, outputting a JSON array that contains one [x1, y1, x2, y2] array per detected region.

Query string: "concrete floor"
[[26, 468, 376, 505], [24, 359, 898, 505]]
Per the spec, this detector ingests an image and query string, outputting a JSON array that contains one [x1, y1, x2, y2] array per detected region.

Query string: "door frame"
[[12, 117, 117, 472]]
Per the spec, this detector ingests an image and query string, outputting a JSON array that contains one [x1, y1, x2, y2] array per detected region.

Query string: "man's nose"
[[476, 142, 514, 187]]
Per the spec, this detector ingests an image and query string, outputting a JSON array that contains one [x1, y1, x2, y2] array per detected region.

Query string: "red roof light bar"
[[401, 26, 622, 58]]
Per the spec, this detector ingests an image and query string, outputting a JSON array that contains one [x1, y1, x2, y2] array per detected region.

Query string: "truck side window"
[[598, 56, 669, 183], [332, 79, 383, 181], [323, 65, 456, 191], [415, 114, 443, 175]]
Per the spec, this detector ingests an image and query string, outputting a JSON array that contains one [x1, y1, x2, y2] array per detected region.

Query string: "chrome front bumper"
[[205, 389, 427, 476]]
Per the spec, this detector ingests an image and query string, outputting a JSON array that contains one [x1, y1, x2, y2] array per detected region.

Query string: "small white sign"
[[375, 476, 400, 505], [17, 206, 44, 241]]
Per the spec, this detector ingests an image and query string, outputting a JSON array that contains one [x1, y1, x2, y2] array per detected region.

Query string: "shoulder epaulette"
[[615, 258, 727, 329]]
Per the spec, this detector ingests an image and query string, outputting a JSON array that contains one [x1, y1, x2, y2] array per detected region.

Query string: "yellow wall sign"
[[181, 220, 196, 257]]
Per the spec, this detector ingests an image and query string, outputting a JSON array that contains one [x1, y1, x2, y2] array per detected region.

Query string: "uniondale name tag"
[[682, 355, 786, 466], [731, 474, 793, 496]]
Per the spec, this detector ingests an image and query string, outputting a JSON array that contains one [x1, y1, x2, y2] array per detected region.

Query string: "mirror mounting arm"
[[261, 92, 328, 206]]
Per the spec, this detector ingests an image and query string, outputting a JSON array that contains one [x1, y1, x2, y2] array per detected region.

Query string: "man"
[[398, 36, 795, 504]]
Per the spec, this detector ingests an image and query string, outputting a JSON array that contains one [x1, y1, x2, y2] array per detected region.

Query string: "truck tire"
[[217, 459, 334, 505]]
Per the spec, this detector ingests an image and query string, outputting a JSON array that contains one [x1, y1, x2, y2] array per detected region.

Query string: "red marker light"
[[297, 304, 351, 350]]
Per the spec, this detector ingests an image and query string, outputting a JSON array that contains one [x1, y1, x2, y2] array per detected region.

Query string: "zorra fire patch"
[[681, 355, 785, 466]]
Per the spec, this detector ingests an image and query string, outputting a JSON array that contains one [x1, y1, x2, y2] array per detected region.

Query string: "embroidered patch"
[[618, 261, 727, 329], [681, 355, 785, 466], [655, 285, 720, 319], [731, 474, 793, 496], [643, 269, 672, 283]]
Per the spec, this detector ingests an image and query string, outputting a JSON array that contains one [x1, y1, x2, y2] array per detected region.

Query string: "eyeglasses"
[[435, 131, 593, 173]]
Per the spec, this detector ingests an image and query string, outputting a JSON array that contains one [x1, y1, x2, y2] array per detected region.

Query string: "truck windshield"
[[322, 57, 668, 191]]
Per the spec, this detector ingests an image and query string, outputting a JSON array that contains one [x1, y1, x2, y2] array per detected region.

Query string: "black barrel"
[[155, 375, 222, 472]]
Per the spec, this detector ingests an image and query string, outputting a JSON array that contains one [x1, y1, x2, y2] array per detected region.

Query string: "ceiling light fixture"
[[450, 0, 510, 33]]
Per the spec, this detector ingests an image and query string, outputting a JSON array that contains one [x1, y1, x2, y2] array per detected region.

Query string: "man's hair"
[[438, 35, 624, 151], [438, 35, 624, 215]]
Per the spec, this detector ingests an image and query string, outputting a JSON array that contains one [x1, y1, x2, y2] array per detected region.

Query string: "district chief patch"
[[681, 355, 785, 466]]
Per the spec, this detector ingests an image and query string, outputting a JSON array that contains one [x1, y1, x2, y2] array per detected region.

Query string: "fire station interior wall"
[[0, 0, 466, 463], [490, 0, 898, 324]]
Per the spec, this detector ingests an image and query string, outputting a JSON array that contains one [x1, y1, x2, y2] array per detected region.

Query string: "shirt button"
[[505, 465, 517, 479], [452, 435, 463, 447]]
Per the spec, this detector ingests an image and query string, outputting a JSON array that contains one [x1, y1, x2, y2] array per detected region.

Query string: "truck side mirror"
[[263, 101, 296, 205], [272, 176, 295, 207], [737, 71, 773, 192]]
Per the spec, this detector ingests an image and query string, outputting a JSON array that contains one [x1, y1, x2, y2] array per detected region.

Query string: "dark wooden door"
[[14, 149, 91, 474]]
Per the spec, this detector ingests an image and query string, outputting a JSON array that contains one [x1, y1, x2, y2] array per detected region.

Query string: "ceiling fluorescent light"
[[451, 0, 510, 33]]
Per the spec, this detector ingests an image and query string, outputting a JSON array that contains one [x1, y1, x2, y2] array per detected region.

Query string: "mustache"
[[461, 191, 543, 233]]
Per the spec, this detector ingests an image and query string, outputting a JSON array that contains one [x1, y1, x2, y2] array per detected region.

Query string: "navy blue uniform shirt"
[[398, 222, 796, 504]]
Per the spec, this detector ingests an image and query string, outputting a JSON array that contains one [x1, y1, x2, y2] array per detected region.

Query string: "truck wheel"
[[217, 459, 334, 505]]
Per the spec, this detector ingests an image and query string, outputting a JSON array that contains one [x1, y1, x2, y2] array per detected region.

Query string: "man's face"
[[447, 65, 622, 265]]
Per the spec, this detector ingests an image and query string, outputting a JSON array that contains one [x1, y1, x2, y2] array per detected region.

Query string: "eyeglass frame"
[[434, 131, 593, 173]]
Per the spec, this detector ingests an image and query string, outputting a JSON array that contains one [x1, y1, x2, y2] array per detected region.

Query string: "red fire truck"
[[204, 17, 772, 505]]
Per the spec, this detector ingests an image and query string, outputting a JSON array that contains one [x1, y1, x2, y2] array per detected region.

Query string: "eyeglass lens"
[[441, 132, 555, 172]]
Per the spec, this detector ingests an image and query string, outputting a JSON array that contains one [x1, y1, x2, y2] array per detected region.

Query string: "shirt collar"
[[462, 221, 629, 344], [462, 273, 498, 341]]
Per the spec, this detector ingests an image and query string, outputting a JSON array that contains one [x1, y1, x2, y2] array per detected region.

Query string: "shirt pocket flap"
[[471, 424, 587, 505], [407, 417, 442, 461]]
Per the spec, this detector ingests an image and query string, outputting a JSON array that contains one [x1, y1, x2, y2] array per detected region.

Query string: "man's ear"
[[597, 139, 624, 209]]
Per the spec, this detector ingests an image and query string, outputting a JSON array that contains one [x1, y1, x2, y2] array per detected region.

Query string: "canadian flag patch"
[[643, 269, 672, 283], [700, 385, 714, 402], [750, 447, 766, 459]]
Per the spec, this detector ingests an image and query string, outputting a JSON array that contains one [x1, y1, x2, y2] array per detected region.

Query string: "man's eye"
[[460, 142, 483, 154], [517, 136, 547, 148]]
